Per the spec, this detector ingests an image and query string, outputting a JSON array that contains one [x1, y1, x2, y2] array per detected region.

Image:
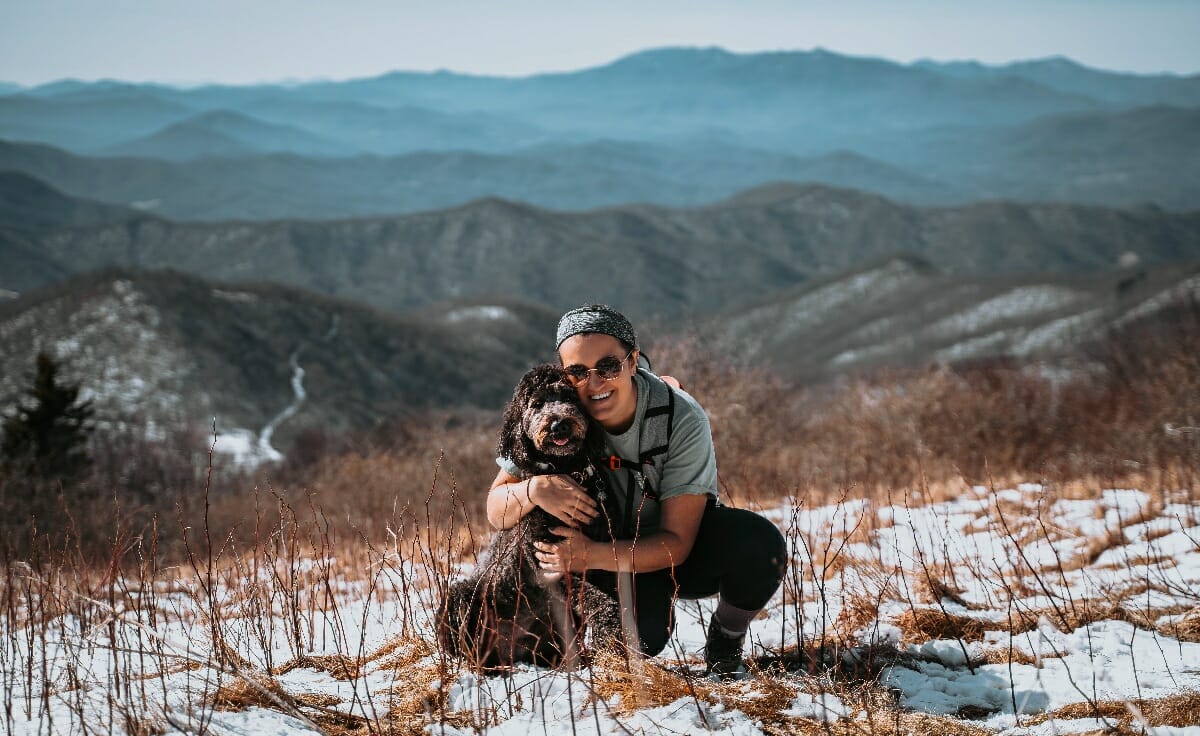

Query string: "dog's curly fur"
[[438, 364, 623, 670]]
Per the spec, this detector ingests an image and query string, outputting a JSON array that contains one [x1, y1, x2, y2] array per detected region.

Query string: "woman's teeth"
[[590, 391, 612, 401]]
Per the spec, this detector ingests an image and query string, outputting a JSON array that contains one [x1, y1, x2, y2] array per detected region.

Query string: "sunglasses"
[[563, 350, 633, 386]]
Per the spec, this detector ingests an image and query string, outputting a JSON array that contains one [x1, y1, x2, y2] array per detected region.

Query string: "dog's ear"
[[583, 419, 606, 462], [498, 369, 539, 472], [498, 383, 526, 469]]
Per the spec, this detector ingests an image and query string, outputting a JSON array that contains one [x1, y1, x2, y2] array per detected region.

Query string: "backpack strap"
[[603, 369, 676, 501], [636, 367, 675, 499]]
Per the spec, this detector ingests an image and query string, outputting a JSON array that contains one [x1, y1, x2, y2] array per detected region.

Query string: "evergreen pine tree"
[[1, 351, 94, 486]]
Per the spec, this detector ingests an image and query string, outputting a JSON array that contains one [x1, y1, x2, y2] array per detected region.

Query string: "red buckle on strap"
[[608, 455, 622, 470]]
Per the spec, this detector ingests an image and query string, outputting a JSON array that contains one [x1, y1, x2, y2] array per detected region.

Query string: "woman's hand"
[[534, 527, 594, 573], [528, 474, 599, 527]]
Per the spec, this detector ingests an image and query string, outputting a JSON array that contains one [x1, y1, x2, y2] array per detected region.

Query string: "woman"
[[486, 304, 787, 676]]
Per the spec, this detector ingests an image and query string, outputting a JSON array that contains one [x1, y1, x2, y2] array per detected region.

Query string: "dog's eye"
[[531, 400, 544, 410]]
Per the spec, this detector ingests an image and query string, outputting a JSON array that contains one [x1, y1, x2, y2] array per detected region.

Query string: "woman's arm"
[[533, 493, 708, 573], [486, 469, 537, 530], [486, 469, 600, 530]]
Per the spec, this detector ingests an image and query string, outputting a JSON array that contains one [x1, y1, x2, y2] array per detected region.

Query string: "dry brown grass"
[[1158, 607, 1200, 643], [293, 692, 345, 708], [369, 635, 435, 672], [589, 651, 835, 730], [1026, 691, 1200, 729], [911, 562, 970, 607], [895, 608, 993, 644], [976, 647, 1044, 666], [836, 592, 885, 642], [1007, 601, 1155, 636], [380, 661, 476, 736], [272, 653, 362, 680], [1060, 526, 1130, 572], [773, 712, 994, 736], [1124, 554, 1176, 568], [268, 636, 434, 682], [209, 674, 298, 711], [821, 552, 886, 583], [891, 599, 1173, 648], [1144, 525, 1178, 543], [6, 304, 1200, 736], [589, 651, 713, 714], [909, 477, 978, 506]]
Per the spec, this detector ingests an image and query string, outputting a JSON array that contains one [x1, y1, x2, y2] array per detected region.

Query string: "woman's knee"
[[721, 507, 786, 567], [711, 507, 788, 608], [760, 516, 788, 576]]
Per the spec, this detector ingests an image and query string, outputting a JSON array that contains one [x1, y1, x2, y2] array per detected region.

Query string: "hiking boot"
[[704, 616, 746, 678]]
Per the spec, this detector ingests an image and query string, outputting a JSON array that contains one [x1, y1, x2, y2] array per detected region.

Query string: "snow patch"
[[212, 288, 259, 303], [445, 305, 514, 322], [1011, 308, 1104, 355], [783, 691, 848, 721], [210, 427, 283, 466], [928, 285, 1083, 339]]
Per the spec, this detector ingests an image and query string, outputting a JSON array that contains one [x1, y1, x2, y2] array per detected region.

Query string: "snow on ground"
[[3, 484, 1199, 735], [210, 426, 284, 466]]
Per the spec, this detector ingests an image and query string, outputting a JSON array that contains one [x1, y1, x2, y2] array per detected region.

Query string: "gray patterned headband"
[[555, 304, 638, 350]]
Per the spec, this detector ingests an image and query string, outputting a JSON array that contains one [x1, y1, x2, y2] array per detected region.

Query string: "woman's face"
[[558, 333, 639, 434]]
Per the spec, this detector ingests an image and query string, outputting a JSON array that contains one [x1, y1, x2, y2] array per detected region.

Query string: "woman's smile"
[[558, 333, 638, 434]]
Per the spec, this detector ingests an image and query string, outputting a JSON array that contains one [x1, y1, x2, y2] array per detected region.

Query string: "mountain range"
[[2, 47, 1198, 218], [0, 269, 560, 451], [3, 177, 1198, 320], [4, 258, 1196, 448], [712, 254, 1200, 380], [2, 46, 1199, 462]]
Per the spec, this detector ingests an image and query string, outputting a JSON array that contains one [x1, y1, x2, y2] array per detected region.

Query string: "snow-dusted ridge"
[[0, 280, 194, 427]]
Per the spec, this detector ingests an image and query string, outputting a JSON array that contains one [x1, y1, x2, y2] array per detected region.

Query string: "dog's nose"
[[549, 420, 569, 437]]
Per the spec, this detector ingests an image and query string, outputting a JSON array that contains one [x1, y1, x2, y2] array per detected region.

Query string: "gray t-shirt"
[[498, 371, 718, 536]]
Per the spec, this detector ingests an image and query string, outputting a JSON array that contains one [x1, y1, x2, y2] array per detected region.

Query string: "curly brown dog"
[[437, 364, 623, 670]]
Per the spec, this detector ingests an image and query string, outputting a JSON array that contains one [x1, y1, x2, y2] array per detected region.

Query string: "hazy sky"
[[3, 0, 1198, 86]]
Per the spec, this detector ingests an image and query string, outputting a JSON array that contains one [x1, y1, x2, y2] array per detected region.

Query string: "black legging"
[[587, 500, 788, 656]]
